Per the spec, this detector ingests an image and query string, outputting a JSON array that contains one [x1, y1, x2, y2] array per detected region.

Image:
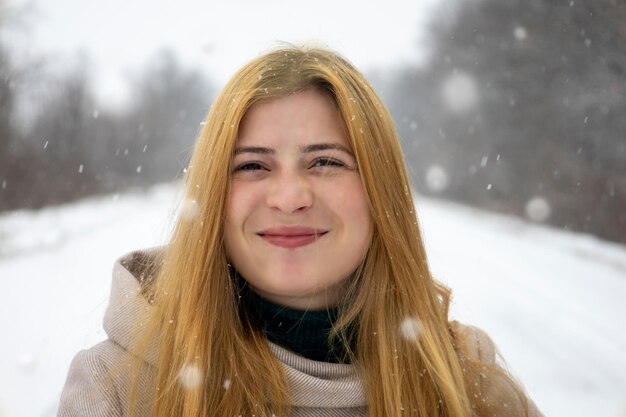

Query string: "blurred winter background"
[[1, 0, 625, 416]]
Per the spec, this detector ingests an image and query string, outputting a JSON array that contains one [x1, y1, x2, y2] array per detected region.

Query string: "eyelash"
[[311, 157, 345, 168], [233, 157, 346, 172]]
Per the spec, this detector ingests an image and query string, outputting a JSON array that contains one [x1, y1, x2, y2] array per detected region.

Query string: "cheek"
[[225, 184, 256, 230], [343, 181, 370, 217], [330, 180, 372, 237]]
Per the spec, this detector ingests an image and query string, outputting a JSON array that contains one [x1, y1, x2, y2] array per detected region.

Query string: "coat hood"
[[103, 247, 163, 367], [101, 247, 367, 408]]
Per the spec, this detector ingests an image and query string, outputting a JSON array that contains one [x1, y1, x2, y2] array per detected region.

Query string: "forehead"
[[236, 89, 350, 149]]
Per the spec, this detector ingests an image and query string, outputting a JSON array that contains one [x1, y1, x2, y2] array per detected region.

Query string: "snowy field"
[[0, 182, 625, 417]]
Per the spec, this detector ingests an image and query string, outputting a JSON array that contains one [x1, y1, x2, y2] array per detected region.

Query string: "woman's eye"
[[234, 162, 266, 172], [311, 157, 345, 168]]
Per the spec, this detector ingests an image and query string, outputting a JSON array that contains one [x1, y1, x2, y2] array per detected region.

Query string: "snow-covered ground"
[[0, 183, 624, 417]]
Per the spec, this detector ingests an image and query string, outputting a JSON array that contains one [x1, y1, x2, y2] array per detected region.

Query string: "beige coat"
[[57, 248, 542, 417]]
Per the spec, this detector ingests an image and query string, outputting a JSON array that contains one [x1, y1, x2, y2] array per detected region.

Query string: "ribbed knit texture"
[[269, 343, 367, 415]]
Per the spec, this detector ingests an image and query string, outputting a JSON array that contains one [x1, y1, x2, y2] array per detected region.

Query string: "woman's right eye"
[[234, 162, 266, 172]]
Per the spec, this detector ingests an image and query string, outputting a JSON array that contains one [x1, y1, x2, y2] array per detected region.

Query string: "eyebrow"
[[233, 142, 354, 156]]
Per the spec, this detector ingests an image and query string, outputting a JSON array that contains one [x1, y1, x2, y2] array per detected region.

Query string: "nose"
[[265, 171, 314, 214]]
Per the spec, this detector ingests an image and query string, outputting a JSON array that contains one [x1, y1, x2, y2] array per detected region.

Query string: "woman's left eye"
[[310, 157, 345, 168]]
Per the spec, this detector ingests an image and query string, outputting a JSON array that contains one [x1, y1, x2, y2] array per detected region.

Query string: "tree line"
[[1, 0, 624, 243], [0, 46, 213, 210], [383, 0, 625, 243]]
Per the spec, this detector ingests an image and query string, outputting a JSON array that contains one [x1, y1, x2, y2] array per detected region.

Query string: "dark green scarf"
[[241, 284, 353, 363]]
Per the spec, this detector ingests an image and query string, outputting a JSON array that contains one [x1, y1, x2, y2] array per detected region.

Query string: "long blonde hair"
[[130, 45, 530, 417]]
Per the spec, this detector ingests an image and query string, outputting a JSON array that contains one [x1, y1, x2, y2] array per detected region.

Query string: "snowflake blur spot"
[[514, 26, 527, 41], [487, 183, 492, 190], [399, 317, 422, 342], [409, 121, 418, 131], [17, 352, 37, 372], [223, 379, 231, 390], [180, 198, 200, 221], [178, 364, 203, 389], [426, 165, 449, 193], [1, 180, 6, 189], [525, 196, 551, 222], [92, 110, 99, 119], [136, 166, 142, 173], [441, 71, 479, 114], [78, 164, 84, 174], [43, 141, 49, 149]]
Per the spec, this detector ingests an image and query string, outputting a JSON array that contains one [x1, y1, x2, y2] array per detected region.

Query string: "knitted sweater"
[[56, 248, 541, 417]]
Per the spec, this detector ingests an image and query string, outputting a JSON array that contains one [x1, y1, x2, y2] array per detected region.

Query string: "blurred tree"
[[0, 43, 14, 158], [0, 47, 214, 211], [25, 63, 96, 204], [119, 49, 213, 184], [0, 3, 26, 206], [388, 0, 626, 243]]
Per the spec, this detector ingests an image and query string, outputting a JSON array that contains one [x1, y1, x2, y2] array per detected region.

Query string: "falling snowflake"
[[180, 198, 200, 221], [178, 364, 203, 389], [514, 26, 527, 41], [425, 165, 449, 193], [441, 71, 479, 114], [17, 352, 37, 372], [525, 197, 551, 222], [399, 317, 422, 342]]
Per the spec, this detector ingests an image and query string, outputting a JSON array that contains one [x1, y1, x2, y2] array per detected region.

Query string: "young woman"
[[58, 46, 543, 417]]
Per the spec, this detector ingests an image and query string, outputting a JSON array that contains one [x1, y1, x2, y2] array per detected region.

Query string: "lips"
[[257, 227, 329, 249]]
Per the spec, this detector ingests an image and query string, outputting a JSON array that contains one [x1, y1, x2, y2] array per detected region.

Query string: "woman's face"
[[224, 89, 372, 310]]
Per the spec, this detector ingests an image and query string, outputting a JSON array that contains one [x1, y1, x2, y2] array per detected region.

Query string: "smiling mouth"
[[257, 228, 329, 249]]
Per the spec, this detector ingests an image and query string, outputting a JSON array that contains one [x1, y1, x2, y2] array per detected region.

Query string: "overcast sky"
[[7, 0, 439, 107]]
